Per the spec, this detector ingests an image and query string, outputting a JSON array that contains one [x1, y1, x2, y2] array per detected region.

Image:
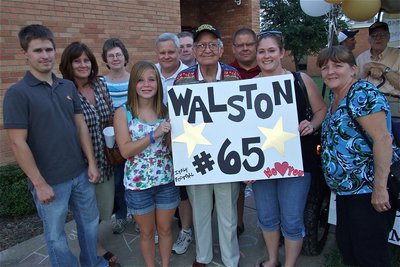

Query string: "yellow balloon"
[[324, 0, 342, 4], [342, 0, 381, 22]]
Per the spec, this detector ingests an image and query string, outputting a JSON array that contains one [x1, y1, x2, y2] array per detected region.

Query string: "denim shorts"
[[125, 182, 180, 215], [252, 173, 311, 240]]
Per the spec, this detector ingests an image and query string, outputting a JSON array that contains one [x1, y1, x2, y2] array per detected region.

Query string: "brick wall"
[[0, 0, 260, 166], [0, 0, 181, 165]]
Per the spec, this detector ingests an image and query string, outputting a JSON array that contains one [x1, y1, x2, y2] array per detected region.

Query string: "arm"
[[298, 73, 328, 136], [114, 108, 171, 158], [7, 129, 55, 204], [357, 111, 393, 212], [361, 62, 400, 90], [74, 114, 100, 183]]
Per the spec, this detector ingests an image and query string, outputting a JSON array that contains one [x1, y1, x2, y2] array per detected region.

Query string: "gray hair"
[[177, 31, 194, 39], [155, 33, 180, 49], [217, 38, 224, 48]]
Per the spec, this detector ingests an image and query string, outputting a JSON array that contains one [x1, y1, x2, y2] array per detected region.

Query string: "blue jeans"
[[114, 163, 127, 219], [31, 170, 108, 267], [252, 173, 311, 240]]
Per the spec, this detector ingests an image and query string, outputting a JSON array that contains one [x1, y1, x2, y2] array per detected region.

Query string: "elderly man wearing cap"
[[337, 29, 359, 51], [174, 24, 241, 267], [356, 21, 400, 144]]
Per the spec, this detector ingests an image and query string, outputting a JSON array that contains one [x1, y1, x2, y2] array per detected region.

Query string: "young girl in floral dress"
[[114, 61, 179, 267]]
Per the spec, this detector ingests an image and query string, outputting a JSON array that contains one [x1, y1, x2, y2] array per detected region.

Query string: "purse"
[[98, 79, 125, 166], [345, 89, 400, 209]]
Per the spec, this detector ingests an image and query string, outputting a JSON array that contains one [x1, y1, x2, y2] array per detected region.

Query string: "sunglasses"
[[258, 30, 283, 38]]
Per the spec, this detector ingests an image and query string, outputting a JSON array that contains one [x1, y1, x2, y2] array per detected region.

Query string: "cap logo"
[[196, 24, 216, 33]]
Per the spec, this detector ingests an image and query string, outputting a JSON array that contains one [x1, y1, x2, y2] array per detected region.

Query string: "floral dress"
[[123, 107, 173, 190]]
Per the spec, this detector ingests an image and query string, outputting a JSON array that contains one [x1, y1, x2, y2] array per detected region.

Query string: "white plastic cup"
[[103, 126, 115, 148]]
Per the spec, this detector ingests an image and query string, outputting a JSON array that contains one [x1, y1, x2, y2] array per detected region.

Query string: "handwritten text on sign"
[[168, 74, 303, 185]]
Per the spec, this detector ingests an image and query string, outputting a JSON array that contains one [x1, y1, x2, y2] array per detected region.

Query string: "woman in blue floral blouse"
[[317, 45, 399, 267], [114, 61, 179, 267]]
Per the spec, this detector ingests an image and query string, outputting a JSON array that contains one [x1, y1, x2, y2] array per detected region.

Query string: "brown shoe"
[[192, 260, 206, 267]]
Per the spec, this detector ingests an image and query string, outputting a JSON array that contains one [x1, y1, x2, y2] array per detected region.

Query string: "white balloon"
[[300, 0, 332, 17]]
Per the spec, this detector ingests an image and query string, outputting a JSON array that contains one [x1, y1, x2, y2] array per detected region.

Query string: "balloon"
[[381, 0, 400, 14], [324, 0, 342, 3], [300, 0, 332, 17], [342, 0, 381, 22]]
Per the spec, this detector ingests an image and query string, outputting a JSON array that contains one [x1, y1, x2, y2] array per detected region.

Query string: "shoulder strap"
[[97, 77, 113, 112], [292, 71, 313, 120], [345, 86, 373, 149], [123, 104, 133, 126]]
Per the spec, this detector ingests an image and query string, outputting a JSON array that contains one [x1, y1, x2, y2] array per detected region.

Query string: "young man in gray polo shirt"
[[3, 24, 110, 267]]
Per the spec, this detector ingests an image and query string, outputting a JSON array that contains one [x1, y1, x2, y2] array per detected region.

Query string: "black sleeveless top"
[[293, 73, 321, 174]]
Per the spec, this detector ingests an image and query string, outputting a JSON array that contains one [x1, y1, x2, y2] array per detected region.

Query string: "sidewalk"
[[0, 187, 336, 267]]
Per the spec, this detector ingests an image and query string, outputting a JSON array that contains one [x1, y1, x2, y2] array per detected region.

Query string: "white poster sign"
[[168, 74, 303, 185], [328, 192, 400, 246]]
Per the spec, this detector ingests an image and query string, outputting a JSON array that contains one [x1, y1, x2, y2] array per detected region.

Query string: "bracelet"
[[149, 130, 155, 144], [383, 66, 391, 74]]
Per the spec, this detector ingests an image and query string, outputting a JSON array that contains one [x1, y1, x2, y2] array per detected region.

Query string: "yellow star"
[[173, 119, 211, 157], [258, 116, 297, 156]]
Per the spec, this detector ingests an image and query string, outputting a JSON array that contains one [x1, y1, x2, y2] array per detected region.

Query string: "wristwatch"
[[383, 66, 391, 74]]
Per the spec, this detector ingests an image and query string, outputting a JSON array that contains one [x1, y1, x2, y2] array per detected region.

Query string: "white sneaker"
[[172, 229, 192, 254], [112, 218, 128, 234], [155, 231, 159, 244], [134, 222, 140, 233]]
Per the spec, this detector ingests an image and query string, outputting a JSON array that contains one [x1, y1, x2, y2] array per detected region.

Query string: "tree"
[[260, 0, 345, 70]]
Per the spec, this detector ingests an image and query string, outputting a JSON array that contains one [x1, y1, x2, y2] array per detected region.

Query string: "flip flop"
[[103, 251, 118, 263], [259, 261, 281, 267]]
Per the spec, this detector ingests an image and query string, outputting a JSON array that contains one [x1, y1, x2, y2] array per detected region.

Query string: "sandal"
[[259, 260, 281, 267], [103, 251, 118, 263]]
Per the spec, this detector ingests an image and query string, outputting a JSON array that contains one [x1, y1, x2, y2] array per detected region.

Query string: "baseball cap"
[[337, 30, 359, 43], [369, 21, 389, 34], [193, 24, 221, 42]]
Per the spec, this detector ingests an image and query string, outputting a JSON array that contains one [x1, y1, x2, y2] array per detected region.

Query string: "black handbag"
[[345, 89, 400, 209]]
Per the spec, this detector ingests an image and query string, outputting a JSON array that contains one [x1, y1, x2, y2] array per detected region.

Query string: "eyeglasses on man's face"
[[233, 42, 256, 49], [370, 32, 389, 39], [107, 52, 124, 59], [194, 42, 220, 52]]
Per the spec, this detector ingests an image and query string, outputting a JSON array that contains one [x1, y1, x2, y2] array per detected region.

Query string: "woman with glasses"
[[251, 31, 327, 267], [101, 38, 132, 235], [59, 42, 119, 266]]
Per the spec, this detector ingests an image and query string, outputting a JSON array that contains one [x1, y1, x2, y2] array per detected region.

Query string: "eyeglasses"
[[107, 53, 124, 59], [257, 30, 283, 40], [194, 42, 220, 52], [370, 32, 389, 39], [233, 42, 256, 49]]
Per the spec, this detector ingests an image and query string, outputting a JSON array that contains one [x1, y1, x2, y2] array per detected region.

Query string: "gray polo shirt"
[[3, 71, 87, 185]]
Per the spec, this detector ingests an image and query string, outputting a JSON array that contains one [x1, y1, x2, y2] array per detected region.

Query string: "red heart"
[[274, 162, 289, 176]]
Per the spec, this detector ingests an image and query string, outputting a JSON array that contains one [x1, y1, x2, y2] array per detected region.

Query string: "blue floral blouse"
[[321, 80, 399, 195]]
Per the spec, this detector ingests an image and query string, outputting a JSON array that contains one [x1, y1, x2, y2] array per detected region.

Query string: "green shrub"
[[0, 164, 36, 217]]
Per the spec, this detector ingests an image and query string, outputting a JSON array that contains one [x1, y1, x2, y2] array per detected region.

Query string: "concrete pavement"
[[0, 186, 336, 267]]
